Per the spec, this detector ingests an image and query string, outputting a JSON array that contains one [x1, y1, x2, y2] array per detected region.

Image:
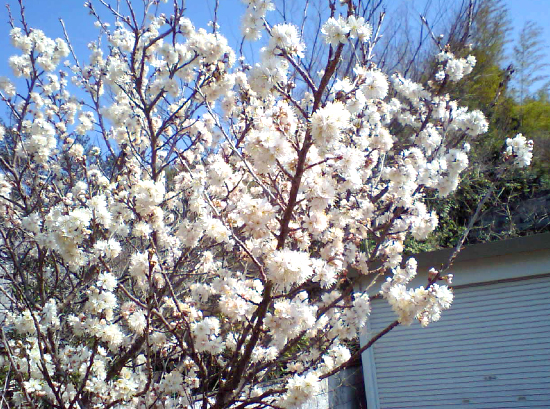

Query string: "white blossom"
[[0, 2, 534, 407], [505, 133, 533, 167]]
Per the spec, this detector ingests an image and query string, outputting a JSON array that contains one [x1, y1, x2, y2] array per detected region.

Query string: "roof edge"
[[410, 232, 550, 268]]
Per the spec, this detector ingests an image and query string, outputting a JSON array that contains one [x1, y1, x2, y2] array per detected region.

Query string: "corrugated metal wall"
[[367, 275, 550, 408]]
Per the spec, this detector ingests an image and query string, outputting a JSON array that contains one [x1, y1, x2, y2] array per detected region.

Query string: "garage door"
[[364, 274, 550, 408]]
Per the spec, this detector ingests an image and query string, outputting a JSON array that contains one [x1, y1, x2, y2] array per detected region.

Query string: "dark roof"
[[413, 233, 550, 269]]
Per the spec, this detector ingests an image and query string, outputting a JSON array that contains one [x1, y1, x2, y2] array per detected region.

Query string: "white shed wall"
[[360, 235, 550, 408]]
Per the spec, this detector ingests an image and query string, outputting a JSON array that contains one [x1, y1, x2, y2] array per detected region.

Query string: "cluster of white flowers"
[[322, 15, 372, 47], [266, 249, 314, 290], [241, 0, 274, 41], [9, 27, 69, 75], [265, 293, 318, 348], [279, 372, 321, 407], [435, 51, 476, 82], [505, 133, 534, 167], [381, 259, 454, 326], [267, 23, 305, 57], [0, 1, 534, 408], [310, 101, 351, 154]]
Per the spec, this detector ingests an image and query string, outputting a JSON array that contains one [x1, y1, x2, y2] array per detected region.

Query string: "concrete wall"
[[0, 279, 9, 324], [301, 366, 367, 409]]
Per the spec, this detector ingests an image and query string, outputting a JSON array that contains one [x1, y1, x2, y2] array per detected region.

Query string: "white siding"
[[364, 275, 550, 408]]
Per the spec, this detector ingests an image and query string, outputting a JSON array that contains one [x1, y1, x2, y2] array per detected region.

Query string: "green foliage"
[[513, 96, 550, 170], [405, 0, 550, 254]]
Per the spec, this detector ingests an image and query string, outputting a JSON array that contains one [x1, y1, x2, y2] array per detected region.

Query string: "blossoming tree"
[[0, 0, 533, 407]]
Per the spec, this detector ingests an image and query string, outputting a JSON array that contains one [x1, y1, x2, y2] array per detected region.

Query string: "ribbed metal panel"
[[367, 275, 550, 408]]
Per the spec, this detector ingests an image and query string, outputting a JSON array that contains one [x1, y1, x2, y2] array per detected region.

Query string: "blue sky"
[[0, 0, 248, 72], [507, 0, 550, 86], [0, 0, 548, 89]]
